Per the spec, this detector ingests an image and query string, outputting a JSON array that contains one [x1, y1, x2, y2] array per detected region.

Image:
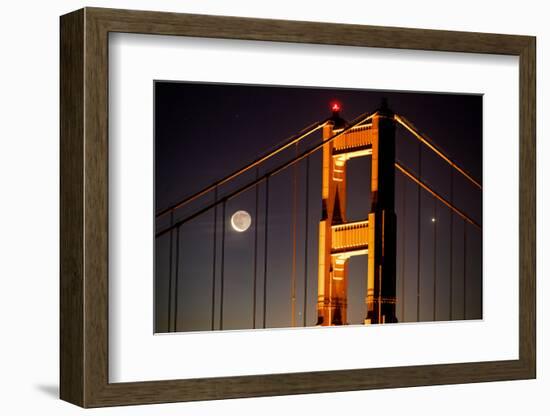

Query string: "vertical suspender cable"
[[173, 225, 180, 332], [167, 210, 174, 331], [219, 200, 227, 330], [252, 170, 260, 329], [303, 156, 310, 327], [463, 220, 467, 320], [263, 177, 270, 329], [210, 187, 218, 331], [291, 145, 298, 327], [416, 138, 422, 322], [400, 172, 407, 322], [433, 199, 437, 321], [449, 167, 454, 320]]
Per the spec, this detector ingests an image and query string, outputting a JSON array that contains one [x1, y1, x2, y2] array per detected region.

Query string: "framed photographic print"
[[60, 7, 536, 408]]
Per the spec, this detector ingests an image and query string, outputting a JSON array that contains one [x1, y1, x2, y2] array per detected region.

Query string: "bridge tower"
[[316, 100, 398, 326]]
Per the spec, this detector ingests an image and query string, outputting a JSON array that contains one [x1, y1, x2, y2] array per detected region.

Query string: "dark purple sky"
[[154, 81, 482, 333]]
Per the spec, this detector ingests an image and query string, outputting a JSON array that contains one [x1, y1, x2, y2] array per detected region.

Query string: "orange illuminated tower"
[[316, 100, 398, 326]]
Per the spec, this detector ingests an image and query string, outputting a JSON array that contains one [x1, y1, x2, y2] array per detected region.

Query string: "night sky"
[[154, 81, 482, 333]]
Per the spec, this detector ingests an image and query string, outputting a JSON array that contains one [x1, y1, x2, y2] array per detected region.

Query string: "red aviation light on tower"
[[329, 101, 346, 129]]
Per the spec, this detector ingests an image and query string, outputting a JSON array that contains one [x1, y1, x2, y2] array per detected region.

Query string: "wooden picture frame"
[[60, 7, 536, 408]]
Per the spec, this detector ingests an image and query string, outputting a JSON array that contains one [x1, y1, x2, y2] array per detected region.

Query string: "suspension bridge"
[[155, 99, 482, 332]]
